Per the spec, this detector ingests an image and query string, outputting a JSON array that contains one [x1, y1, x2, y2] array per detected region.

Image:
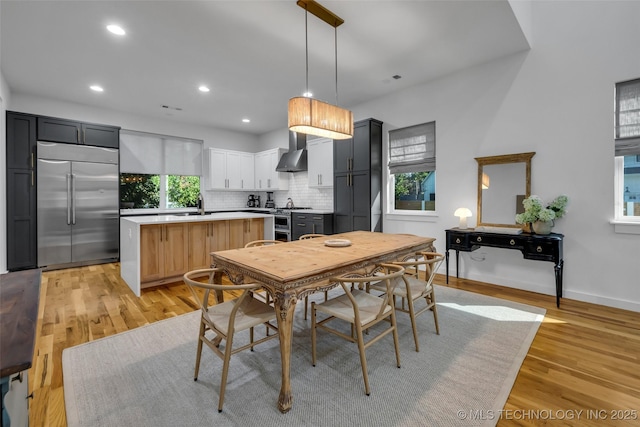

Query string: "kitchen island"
[[120, 212, 274, 296]]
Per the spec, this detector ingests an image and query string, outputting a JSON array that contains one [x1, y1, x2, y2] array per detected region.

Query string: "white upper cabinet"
[[207, 148, 255, 190], [255, 148, 289, 191], [307, 137, 333, 188]]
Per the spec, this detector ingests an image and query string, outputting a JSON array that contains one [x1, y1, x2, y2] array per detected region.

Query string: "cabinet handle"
[[31, 170, 35, 187], [71, 173, 76, 225], [537, 246, 543, 253], [476, 236, 482, 242], [31, 152, 34, 168], [83, 129, 86, 143], [510, 239, 515, 246], [455, 238, 461, 244], [312, 223, 316, 233], [77, 128, 81, 143]]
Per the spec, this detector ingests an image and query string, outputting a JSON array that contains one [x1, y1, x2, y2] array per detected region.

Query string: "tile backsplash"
[[203, 171, 333, 210]]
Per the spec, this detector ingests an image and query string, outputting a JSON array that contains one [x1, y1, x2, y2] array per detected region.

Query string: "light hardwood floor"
[[28, 262, 640, 426]]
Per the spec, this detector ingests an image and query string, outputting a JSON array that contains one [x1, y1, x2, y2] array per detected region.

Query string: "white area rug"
[[63, 285, 545, 427]]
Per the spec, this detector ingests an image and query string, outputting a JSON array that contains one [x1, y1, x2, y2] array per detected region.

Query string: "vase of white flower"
[[515, 195, 568, 234]]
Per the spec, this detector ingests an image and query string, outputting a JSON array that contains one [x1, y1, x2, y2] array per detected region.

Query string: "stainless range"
[[270, 207, 312, 241]]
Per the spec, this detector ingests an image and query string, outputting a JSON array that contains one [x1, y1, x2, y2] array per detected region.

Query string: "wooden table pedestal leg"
[[273, 290, 297, 413]]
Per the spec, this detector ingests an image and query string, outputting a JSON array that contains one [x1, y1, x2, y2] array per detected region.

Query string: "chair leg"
[[250, 326, 255, 351], [390, 310, 402, 369], [194, 321, 206, 380], [311, 302, 317, 366], [218, 334, 234, 413], [407, 297, 420, 352], [355, 324, 371, 396], [429, 294, 440, 335]]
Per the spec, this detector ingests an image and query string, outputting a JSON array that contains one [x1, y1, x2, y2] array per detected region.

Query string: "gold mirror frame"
[[475, 152, 535, 229]]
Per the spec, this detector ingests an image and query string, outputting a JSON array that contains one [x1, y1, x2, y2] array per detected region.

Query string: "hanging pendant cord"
[[334, 26, 339, 106], [305, 10, 309, 96]]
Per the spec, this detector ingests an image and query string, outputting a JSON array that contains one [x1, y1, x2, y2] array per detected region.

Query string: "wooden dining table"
[[209, 230, 435, 413]]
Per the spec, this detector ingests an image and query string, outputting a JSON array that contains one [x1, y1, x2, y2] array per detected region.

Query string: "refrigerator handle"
[[71, 173, 76, 225], [66, 173, 72, 225]]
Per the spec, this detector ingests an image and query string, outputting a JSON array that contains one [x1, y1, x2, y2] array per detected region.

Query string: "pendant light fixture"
[[288, 0, 353, 140]]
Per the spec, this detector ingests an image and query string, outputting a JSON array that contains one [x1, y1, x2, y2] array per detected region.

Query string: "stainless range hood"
[[276, 131, 308, 172]]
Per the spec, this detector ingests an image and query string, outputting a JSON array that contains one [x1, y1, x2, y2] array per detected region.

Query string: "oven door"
[[274, 214, 291, 242], [274, 229, 291, 242]]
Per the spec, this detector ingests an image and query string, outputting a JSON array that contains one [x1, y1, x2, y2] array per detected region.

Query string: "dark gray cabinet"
[[291, 212, 333, 241], [333, 118, 382, 234], [6, 112, 38, 270], [37, 116, 120, 148]]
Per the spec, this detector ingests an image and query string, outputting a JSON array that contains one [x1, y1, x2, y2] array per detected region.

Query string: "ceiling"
[[1, 1, 530, 136]]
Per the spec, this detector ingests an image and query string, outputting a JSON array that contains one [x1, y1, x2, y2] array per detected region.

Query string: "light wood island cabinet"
[[140, 223, 189, 283], [188, 221, 230, 271], [229, 218, 264, 248], [120, 212, 274, 296]]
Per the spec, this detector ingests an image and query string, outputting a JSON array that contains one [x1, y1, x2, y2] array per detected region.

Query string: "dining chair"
[[298, 233, 328, 319], [299, 233, 326, 240], [369, 251, 444, 352], [244, 239, 283, 247], [311, 263, 405, 396], [243, 239, 283, 305], [183, 268, 279, 413]]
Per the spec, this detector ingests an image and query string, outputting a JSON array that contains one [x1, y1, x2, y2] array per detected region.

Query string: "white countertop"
[[120, 212, 272, 225]]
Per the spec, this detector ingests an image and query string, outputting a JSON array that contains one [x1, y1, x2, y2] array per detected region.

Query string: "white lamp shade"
[[454, 207, 472, 229]]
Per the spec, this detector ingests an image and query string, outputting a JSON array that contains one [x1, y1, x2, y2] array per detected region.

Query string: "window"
[[119, 130, 203, 211], [615, 78, 640, 220], [388, 121, 436, 212]]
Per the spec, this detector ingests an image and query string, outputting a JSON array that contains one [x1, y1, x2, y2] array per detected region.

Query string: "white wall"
[[354, 1, 640, 311], [0, 70, 11, 274]]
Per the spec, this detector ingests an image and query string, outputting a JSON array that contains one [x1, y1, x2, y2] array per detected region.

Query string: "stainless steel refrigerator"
[[37, 141, 119, 269]]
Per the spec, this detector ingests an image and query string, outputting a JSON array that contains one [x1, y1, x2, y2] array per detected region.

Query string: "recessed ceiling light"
[[106, 24, 126, 36], [90, 85, 104, 92], [198, 85, 210, 93], [242, 118, 251, 123]]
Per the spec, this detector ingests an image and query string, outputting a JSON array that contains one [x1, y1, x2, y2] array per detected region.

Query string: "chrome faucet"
[[197, 193, 205, 215]]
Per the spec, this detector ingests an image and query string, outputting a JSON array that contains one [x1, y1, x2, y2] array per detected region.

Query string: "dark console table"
[[1, 269, 41, 427], [445, 229, 564, 307]]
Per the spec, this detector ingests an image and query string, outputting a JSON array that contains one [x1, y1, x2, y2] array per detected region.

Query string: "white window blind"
[[388, 121, 435, 174], [120, 130, 203, 176], [615, 78, 640, 156]]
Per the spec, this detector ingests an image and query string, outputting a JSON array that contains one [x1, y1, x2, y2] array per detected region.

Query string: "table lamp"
[[454, 207, 472, 229]]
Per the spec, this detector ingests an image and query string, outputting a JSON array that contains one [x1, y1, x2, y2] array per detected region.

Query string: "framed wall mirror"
[[475, 152, 535, 229]]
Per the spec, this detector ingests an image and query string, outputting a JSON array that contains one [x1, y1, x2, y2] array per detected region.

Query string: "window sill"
[[386, 211, 439, 222], [610, 219, 640, 235]]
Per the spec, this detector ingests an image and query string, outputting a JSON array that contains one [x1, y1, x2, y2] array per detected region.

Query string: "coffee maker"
[[265, 192, 275, 208], [247, 194, 257, 207]]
